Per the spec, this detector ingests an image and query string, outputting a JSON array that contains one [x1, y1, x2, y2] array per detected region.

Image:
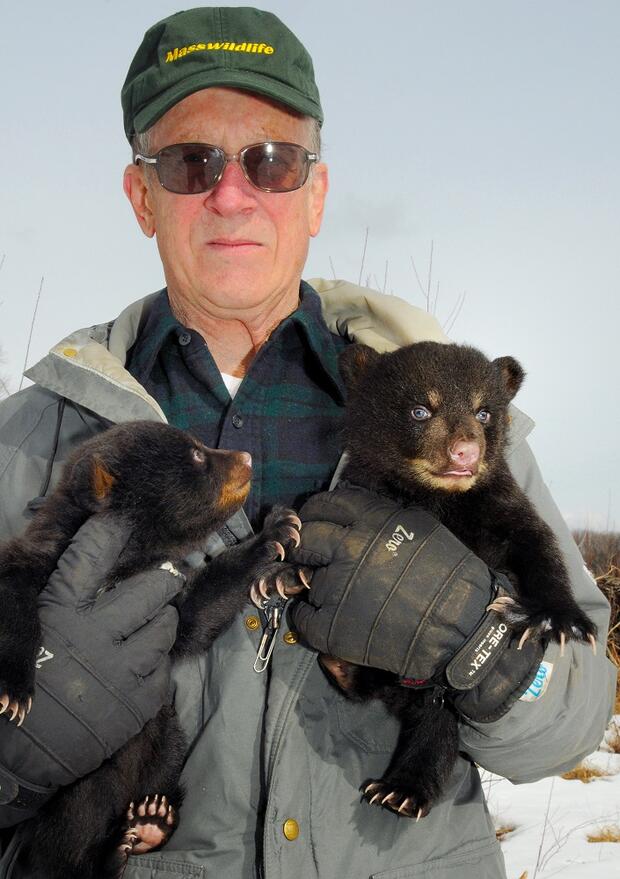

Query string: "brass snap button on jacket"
[[283, 631, 298, 644], [245, 616, 260, 631], [283, 818, 299, 841]]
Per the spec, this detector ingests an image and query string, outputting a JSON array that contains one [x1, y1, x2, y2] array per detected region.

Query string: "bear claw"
[[0, 694, 31, 727], [362, 780, 430, 819], [486, 595, 516, 614]]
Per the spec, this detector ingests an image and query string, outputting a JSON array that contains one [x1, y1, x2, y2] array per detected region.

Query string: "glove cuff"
[[397, 573, 546, 723], [451, 636, 544, 722], [444, 574, 515, 690]]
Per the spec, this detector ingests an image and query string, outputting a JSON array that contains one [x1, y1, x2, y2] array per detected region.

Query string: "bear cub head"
[[60, 421, 252, 551], [339, 341, 524, 500]]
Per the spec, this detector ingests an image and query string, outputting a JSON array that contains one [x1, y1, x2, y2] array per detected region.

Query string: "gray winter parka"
[[0, 280, 615, 879]]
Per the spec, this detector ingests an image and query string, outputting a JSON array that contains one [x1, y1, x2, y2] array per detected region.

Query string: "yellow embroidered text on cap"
[[165, 42, 275, 62]]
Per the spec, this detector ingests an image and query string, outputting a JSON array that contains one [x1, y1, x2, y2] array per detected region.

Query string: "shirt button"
[[178, 331, 191, 346], [63, 347, 78, 357], [245, 615, 260, 631], [232, 413, 243, 429], [283, 819, 299, 841], [283, 631, 298, 645]]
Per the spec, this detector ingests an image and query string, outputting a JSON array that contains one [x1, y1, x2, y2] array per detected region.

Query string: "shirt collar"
[[127, 282, 347, 402], [126, 290, 189, 387], [283, 280, 347, 402]]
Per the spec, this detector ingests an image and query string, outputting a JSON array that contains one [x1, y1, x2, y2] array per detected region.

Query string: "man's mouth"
[[207, 238, 261, 248]]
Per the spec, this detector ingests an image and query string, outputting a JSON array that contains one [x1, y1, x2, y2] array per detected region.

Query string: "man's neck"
[[168, 287, 300, 377]]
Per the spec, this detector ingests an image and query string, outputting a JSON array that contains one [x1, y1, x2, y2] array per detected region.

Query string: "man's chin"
[[193, 272, 300, 312]]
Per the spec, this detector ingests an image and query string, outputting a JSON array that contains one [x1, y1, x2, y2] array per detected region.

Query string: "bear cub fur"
[[272, 341, 596, 820], [0, 421, 300, 879]]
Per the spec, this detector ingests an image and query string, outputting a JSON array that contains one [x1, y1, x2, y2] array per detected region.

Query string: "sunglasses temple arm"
[[134, 154, 158, 166]]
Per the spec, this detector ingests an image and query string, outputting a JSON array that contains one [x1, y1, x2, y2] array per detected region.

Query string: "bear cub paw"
[[0, 646, 36, 727], [118, 795, 177, 857], [487, 594, 598, 653], [249, 507, 312, 604], [362, 780, 432, 821]]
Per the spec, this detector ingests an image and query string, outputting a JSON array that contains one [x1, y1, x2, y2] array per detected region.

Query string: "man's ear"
[[123, 163, 156, 238], [339, 344, 382, 393], [493, 356, 525, 400], [308, 163, 328, 238]]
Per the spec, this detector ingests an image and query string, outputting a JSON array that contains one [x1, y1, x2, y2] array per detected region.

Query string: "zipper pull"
[[253, 596, 286, 674]]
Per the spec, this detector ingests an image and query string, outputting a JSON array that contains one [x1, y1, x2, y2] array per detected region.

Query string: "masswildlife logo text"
[[165, 42, 275, 62]]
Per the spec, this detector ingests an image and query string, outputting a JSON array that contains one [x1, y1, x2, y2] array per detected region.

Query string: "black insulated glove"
[[289, 485, 543, 722], [0, 515, 183, 823]]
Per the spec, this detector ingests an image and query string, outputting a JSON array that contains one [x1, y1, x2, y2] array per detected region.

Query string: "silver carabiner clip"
[[253, 601, 284, 673]]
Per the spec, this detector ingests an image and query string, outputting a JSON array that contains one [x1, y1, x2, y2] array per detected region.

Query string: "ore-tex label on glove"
[[444, 610, 511, 690]]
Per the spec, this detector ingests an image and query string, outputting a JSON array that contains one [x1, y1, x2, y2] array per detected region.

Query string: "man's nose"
[[205, 160, 256, 215]]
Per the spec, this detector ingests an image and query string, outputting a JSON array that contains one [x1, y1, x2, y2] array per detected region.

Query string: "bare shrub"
[[574, 531, 620, 711]]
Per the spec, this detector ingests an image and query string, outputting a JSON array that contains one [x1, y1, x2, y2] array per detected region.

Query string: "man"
[[0, 7, 615, 878]]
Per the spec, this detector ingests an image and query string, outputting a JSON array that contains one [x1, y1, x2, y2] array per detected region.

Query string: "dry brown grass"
[[574, 530, 620, 571], [586, 825, 620, 843], [561, 763, 615, 784], [573, 531, 620, 710], [561, 762, 612, 783], [495, 823, 516, 840]]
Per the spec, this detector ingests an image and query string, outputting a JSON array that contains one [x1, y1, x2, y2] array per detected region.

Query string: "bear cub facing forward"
[[340, 341, 594, 643], [327, 341, 597, 817], [268, 341, 596, 820]]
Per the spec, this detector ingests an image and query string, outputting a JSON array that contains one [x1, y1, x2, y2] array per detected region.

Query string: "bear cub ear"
[[92, 458, 116, 501], [493, 356, 525, 400], [63, 452, 116, 511], [339, 344, 382, 392]]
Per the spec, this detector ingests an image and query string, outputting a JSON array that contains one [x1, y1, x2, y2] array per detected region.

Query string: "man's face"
[[124, 87, 328, 316]]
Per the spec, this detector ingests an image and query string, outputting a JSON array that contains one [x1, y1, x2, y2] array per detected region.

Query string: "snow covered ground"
[[481, 718, 620, 879]]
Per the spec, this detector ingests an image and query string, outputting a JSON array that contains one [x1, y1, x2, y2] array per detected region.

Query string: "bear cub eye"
[[475, 409, 491, 424], [411, 406, 432, 421], [191, 447, 207, 464]]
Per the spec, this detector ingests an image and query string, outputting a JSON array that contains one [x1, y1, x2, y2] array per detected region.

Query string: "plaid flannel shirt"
[[126, 282, 348, 528]]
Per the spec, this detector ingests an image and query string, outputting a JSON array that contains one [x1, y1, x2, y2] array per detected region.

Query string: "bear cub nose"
[[448, 441, 480, 467]]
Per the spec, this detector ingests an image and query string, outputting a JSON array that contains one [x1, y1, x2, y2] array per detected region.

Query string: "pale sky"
[[1, 1, 618, 530]]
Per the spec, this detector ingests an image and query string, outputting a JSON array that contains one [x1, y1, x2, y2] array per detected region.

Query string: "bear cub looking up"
[[0, 421, 300, 879], [262, 341, 597, 820]]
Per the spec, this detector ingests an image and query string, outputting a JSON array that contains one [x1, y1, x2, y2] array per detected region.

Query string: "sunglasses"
[[134, 141, 319, 195]]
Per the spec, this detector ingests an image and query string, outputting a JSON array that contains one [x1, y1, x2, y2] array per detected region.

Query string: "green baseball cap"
[[122, 6, 323, 141]]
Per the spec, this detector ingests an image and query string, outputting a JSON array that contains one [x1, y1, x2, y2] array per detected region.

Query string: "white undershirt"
[[220, 371, 243, 399]]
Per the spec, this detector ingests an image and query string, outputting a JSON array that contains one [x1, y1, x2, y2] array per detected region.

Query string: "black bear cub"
[[0, 421, 300, 879], [267, 341, 597, 820]]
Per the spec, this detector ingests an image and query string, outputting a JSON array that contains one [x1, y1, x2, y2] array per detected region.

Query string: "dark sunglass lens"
[[158, 144, 223, 194], [243, 143, 307, 192]]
